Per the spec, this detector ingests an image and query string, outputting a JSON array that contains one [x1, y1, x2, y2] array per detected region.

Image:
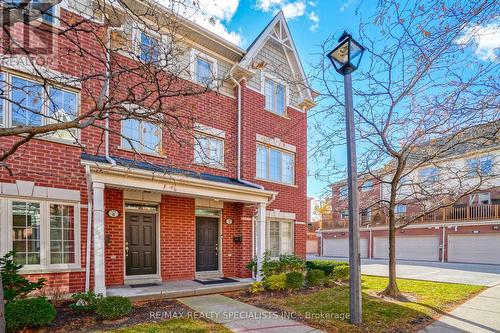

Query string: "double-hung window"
[[121, 118, 161, 154], [256, 144, 294, 185], [267, 220, 293, 257], [6, 199, 79, 268], [140, 32, 159, 63], [194, 134, 224, 168], [1, 72, 79, 140], [264, 78, 286, 116], [467, 156, 493, 177]]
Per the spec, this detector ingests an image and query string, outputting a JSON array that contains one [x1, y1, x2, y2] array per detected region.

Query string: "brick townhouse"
[[0, 1, 315, 296], [320, 123, 500, 265]]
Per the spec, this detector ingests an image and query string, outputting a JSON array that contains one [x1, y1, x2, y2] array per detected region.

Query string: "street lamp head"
[[327, 31, 365, 75]]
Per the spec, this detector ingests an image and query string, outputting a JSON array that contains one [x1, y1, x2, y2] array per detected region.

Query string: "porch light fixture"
[[327, 31, 365, 75]]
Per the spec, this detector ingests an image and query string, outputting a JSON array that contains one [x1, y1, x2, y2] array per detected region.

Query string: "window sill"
[[254, 177, 298, 188], [117, 146, 164, 159], [20, 267, 85, 274], [193, 162, 227, 171], [263, 108, 290, 120], [30, 135, 84, 148]]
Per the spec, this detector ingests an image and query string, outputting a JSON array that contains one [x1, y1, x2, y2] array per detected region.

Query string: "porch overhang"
[[81, 159, 276, 204]]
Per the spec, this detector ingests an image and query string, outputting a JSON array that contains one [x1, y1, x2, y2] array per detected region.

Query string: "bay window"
[[194, 134, 224, 168], [3, 198, 80, 269], [121, 118, 161, 154], [256, 144, 295, 185], [0, 72, 79, 140], [264, 78, 286, 116], [267, 220, 293, 257]]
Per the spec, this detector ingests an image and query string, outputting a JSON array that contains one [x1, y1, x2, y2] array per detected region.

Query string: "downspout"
[[84, 165, 93, 291], [368, 226, 372, 259], [104, 26, 116, 166], [441, 226, 446, 263]]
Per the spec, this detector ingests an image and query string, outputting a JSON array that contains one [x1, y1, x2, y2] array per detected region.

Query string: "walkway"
[[179, 294, 324, 333], [419, 284, 500, 333]]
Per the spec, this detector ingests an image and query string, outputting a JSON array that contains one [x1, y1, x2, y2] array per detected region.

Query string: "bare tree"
[[311, 0, 499, 298]]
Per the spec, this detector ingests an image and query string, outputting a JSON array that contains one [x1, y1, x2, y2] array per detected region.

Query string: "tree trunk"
[[0, 276, 5, 333], [382, 216, 400, 298]]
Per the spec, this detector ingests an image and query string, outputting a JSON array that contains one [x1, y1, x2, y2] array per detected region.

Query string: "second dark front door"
[[126, 212, 157, 276], [196, 216, 219, 271]]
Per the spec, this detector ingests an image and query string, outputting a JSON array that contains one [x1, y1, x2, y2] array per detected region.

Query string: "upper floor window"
[[340, 210, 349, 219], [195, 57, 214, 85], [194, 133, 224, 168], [339, 186, 347, 199], [395, 204, 407, 215], [42, 4, 56, 24], [467, 156, 493, 176], [140, 33, 159, 63], [1, 73, 78, 140], [361, 180, 374, 192], [264, 78, 286, 116], [419, 167, 440, 183], [256, 144, 294, 185], [121, 118, 161, 154]]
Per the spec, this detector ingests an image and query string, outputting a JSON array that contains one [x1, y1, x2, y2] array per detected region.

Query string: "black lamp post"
[[327, 31, 365, 325]]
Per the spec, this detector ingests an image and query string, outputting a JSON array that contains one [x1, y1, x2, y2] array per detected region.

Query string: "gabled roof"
[[239, 11, 313, 102]]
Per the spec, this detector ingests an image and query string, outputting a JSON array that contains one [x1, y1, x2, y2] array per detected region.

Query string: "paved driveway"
[[308, 256, 500, 286]]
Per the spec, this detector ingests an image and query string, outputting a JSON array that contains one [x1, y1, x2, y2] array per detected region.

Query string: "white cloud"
[[281, 1, 306, 19], [256, 0, 284, 11], [155, 0, 243, 46], [308, 11, 319, 32], [457, 21, 500, 61], [340, 0, 356, 12]]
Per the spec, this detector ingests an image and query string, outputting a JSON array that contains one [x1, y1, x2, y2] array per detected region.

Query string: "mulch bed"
[[45, 298, 192, 332]]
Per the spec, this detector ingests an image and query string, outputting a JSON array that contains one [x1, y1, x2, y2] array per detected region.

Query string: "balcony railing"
[[321, 204, 500, 230]]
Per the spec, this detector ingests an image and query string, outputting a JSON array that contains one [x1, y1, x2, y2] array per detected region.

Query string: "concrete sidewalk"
[[419, 284, 500, 333], [179, 294, 324, 332]]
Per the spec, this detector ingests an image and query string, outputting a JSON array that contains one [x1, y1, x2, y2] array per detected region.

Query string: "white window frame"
[[193, 132, 225, 168], [266, 219, 294, 258], [262, 74, 288, 116], [395, 204, 407, 215], [120, 117, 162, 155], [467, 156, 494, 176], [139, 31, 159, 63], [340, 210, 349, 219], [0, 71, 80, 142], [1, 197, 81, 272], [190, 49, 218, 87], [255, 144, 295, 185]]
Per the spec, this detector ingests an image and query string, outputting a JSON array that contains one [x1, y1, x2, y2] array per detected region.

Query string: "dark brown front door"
[[196, 217, 219, 272], [126, 212, 157, 276]]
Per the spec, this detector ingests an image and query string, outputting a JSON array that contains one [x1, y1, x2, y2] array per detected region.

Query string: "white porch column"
[[256, 202, 267, 281], [92, 182, 106, 296]]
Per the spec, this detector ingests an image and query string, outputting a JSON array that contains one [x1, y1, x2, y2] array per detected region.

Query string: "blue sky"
[[171, 0, 499, 198]]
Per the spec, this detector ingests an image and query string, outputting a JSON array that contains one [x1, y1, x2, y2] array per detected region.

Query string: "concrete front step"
[[107, 278, 253, 302]]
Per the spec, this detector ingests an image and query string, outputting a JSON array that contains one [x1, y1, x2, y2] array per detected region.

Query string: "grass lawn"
[[109, 318, 231, 333], [252, 275, 485, 333]]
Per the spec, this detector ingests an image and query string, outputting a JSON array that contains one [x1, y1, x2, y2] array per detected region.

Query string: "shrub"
[[1, 251, 46, 303], [278, 254, 305, 273], [306, 269, 325, 287], [331, 265, 350, 282], [285, 271, 304, 290], [264, 273, 286, 292], [248, 282, 265, 294], [69, 291, 103, 312], [95, 296, 132, 320], [5, 297, 56, 332], [305, 260, 347, 276]]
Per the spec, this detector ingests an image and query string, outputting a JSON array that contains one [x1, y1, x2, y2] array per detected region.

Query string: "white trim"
[[0, 181, 80, 202], [256, 134, 296, 153], [190, 49, 218, 87], [194, 123, 226, 139], [266, 209, 296, 220]]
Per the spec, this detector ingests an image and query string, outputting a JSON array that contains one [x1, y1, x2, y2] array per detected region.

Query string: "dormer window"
[[264, 78, 286, 116], [195, 57, 214, 85], [140, 33, 159, 63]]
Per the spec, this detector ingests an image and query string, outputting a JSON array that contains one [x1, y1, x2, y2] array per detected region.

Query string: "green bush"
[[264, 273, 286, 291], [69, 290, 103, 312], [248, 282, 265, 294], [5, 297, 56, 332], [285, 271, 304, 290], [306, 269, 325, 287], [331, 265, 350, 282], [1, 251, 46, 303], [95, 296, 132, 320], [305, 260, 347, 276], [258, 252, 306, 280]]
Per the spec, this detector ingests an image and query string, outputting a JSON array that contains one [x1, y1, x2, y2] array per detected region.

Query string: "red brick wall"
[[104, 188, 125, 286]]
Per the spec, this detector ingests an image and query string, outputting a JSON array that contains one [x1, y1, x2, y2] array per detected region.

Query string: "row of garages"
[[321, 232, 500, 265]]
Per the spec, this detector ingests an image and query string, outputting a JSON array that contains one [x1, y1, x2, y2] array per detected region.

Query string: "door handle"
[[215, 244, 218, 254], [125, 241, 129, 257]]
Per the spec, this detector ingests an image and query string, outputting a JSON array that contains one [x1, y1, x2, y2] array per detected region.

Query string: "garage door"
[[373, 236, 440, 261], [448, 234, 500, 265], [323, 238, 368, 258], [307, 239, 318, 254]]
